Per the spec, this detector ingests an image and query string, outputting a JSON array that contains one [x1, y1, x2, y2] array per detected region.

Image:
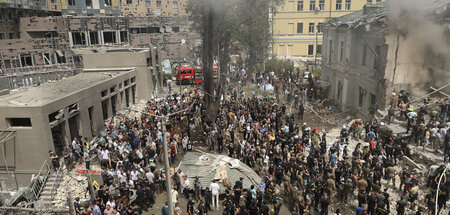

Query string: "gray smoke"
[[388, 0, 450, 94]]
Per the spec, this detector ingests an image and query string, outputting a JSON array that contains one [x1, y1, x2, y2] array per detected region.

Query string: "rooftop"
[[0, 69, 134, 107], [325, 0, 449, 28], [72, 47, 151, 55]]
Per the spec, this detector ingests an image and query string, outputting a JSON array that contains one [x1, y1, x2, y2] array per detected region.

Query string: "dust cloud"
[[388, 0, 450, 94]]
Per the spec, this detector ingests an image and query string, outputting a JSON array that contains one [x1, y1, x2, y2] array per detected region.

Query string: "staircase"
[[38, 165, 63, 207], [39, 173, 58, 207]]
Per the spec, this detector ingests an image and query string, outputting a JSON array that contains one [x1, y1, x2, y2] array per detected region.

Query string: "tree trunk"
[[202, 4, 215, 124], [218, 30, 231, 99]]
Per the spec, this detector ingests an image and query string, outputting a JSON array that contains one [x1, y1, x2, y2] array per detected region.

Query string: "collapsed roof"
[[178, 151, 262, 191]]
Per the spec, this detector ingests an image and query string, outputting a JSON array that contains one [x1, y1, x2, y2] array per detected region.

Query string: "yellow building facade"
[[273, 0, 383, 61]]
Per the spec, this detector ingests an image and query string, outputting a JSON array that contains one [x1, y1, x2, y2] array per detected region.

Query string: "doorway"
[[51, 124, 64, 157], [68, 115, 79, 140]]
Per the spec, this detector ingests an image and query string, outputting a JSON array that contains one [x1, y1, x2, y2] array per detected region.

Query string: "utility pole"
[[128, 105, 197, 215], [161, 117, 174, 215]]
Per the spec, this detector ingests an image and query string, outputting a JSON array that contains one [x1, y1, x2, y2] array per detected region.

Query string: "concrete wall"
[[321, 25, 388, 119], [0, 70, 137, 186], [81, 50, 159, 100]]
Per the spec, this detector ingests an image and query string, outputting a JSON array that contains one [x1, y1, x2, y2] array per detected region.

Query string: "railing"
[[50, 161, 64, 201], [30, 160, 51, 201]]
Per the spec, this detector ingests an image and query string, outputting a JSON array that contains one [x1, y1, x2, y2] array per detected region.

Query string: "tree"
[[187, 0, 284, 123]]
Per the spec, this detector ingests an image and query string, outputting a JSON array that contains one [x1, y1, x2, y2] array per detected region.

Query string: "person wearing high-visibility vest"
[[407, 103, 414, 112]]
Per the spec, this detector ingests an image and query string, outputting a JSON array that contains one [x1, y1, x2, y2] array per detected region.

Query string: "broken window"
[[345, 0, 351, 10], [43, 53, 52, 65], [56, 51, 66, 63], [297, 23, 303, 33], [145, 0, 151, 8], [0, 33, 5, 40], [361, 44, 367, 66], [336, 0, 342, 10], [318, 0, 325, 10], [68, 0, 75, 6], [101, 99, 109, 120], [101, 90, 108, 97], [67, 102, 79, 115], [156, 0, 161, 8], [120, 31, 128, 43], [105, 0, 112, 6], [103, 31, 117, 44], [309, 22, 314, 33], [339, 41, 344, 62], [90, 31, 98, 45], [86, 0, 92, 7], [309, 0, 315, 11], [297, 0, 303, 11], [7, 118, 32, 127], [373, 45, 381, 70], [149, 27, 161, 33], [20, 54, 33, 67], [172, 1, 178, 8], [308, 45, 314, 56], [358, 87, 364, 108], [110, 86, 116, 93], [370, 93, 376, 106], [72, 32, 87, 46], [48, 109, 64, 127], [328, 40, 333, 63]]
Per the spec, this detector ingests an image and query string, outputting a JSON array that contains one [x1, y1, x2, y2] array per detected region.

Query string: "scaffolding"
[[0, 130, 18, 191]]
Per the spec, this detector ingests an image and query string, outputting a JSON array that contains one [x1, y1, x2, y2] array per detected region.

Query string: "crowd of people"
[[54, 67, 449, 215]]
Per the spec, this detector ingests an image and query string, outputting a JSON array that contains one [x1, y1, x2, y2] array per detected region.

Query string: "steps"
[[38, 173, 59, 207]]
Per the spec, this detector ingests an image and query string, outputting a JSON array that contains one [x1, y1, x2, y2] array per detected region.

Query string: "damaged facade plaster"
[[321, 1, 450, 118], [0, 16, 196, 79]]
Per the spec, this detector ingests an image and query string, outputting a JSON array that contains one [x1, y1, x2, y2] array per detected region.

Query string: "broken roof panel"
[[178, 152, 262, 191]]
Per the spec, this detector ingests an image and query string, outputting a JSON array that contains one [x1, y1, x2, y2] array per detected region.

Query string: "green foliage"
[[265, 58, 294, 73], [186, 0, 285, 69]]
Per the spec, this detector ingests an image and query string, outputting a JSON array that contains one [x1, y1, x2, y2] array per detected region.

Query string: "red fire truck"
[[176, 65, 218, 85]]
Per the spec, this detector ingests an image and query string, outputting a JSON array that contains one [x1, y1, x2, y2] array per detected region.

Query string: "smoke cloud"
[[388, 0, 450, 94]]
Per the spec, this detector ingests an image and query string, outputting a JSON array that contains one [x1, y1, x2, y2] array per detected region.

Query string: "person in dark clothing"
[[298, 104, 305, 120], [396, 196, 409, 215]]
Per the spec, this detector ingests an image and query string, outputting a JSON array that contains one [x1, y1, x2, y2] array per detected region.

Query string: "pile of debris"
[[105, 100, 149, 127], [53, 174, 88, 206]]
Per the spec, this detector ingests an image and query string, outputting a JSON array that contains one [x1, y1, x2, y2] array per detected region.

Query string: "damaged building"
[[320, 0, 450, 118], [0, 46, 162, 187], [0, 15, 195, 90]]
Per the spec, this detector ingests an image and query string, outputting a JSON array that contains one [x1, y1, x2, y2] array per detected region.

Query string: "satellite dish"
[[181, 39, 186, 45]]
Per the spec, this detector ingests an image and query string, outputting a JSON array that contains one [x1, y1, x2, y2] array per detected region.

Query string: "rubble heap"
[[53, 174, 88, 205]]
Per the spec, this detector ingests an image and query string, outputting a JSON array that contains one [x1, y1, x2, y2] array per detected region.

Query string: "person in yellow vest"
[[407, 103, 414, 113]]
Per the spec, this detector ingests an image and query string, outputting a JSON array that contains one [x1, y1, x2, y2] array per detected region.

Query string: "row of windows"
[[297, 0, 352, 11], [296, 0, 382, 12], [296, 22, 323, 33], [66, 0, 178, 8], [0, 32, 16, 40], [278, 44, 321, 56], [327, 39, 381, 69]]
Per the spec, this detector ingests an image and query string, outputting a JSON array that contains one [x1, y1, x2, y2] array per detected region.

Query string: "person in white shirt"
[[209, 180, 220, 210], [181, 175, 191, 199], [130, 169, 139, 181], [145, 169, 154, 183]]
